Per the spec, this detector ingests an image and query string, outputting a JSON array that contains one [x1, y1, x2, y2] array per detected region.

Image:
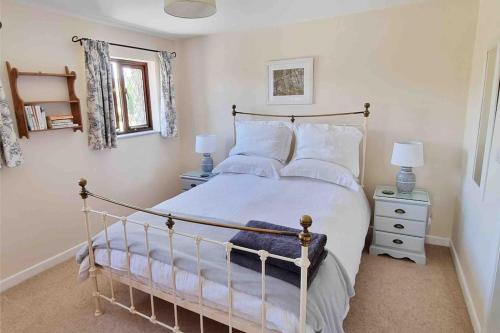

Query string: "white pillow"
[[229, 121, 293, 163], [213, 155, 284, 179], [280, 159, 360, 191], [294, 123, 363, 177]]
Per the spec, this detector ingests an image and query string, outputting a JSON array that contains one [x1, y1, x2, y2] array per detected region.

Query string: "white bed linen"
[[79, 174, 370, 332], [152, 173, 370, 284]]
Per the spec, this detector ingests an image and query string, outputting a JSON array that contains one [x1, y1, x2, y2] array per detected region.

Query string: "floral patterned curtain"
[[0, 80, 23, 168], [158, 51, 178, 138], [83, 39, 117, 150]]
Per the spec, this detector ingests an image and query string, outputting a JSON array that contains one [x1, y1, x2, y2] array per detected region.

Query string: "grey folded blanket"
[[229, 220, 328, 288]]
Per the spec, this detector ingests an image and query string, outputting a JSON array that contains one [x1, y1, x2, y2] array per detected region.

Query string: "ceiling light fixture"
[[164, 0, 217, 19]]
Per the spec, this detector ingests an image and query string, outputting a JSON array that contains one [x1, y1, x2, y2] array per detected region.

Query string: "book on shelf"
[[36, 106, 47, 130], [24, 105, 47, 130], [24, 107, 78, 131], [24, 106, 34, 130], [50, 120, 73, 125], [47, 115, 74, 121], [46, 114, 77, 129], [50, 124, 79, 129]]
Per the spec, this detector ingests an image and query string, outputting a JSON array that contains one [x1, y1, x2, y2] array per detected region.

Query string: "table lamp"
[[391, 141, 424, 193], [195, 134, 216, 177]]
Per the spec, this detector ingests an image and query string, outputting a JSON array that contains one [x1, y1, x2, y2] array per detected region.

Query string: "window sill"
[[117, 130, 159, 139]]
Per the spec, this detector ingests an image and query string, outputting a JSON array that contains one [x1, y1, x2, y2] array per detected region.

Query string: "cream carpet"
[[0, 245, 472, 332]]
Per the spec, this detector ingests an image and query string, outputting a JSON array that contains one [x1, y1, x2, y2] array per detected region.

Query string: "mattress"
[[77, 173, 370, 333]]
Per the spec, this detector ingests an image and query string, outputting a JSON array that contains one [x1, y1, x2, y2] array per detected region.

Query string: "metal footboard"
[[78, 178, 312, 333]]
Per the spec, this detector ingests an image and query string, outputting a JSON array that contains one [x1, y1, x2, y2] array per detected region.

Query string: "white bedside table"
[[180, 170, 215, 192], [369, 185, 430, 264]]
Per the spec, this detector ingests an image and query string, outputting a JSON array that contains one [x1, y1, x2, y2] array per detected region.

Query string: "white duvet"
[[78, 173, 370, 332]]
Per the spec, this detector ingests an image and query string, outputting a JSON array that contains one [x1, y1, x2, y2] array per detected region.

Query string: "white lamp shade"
[[391, 141, 424, 167], [164, 0, 217, 18], [195, 134, 216, 154]]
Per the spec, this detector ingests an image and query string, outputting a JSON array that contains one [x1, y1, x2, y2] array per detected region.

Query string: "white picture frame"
[[268, 57, 314, 105]]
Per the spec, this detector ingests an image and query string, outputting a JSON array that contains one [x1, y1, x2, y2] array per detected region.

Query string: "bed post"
[[79, 178, 103, 316], [232, 104, 237, 145], [360, 103, 370, 187], [298, 215, 312, 333]]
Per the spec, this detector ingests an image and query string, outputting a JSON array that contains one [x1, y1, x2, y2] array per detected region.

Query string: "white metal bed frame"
[[78, 103, 371, 333]]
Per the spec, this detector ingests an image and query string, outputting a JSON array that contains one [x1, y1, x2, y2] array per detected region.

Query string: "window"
[[111, 59, 153, 134]]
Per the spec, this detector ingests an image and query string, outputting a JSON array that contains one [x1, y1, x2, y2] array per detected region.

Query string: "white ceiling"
[[14, 0, 421, 38]]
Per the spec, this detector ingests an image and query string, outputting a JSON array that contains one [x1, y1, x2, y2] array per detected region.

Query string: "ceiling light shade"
[[164, 0, 217, 19]]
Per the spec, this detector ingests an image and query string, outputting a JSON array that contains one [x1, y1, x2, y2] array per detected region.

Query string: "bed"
[[76, 103, 371, 333]]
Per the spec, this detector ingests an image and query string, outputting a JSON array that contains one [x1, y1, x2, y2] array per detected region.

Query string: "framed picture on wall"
[[268, 57, 314, 105]]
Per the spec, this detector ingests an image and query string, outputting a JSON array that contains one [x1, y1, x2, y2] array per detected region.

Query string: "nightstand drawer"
[[374, 231, 425, 253], [181, 178, 205, 190], [375, 201, 427, 221], [374, 216, 426, 237]]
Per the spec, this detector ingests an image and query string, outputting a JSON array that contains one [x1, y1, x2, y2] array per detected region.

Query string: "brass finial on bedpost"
[[79, 178, 88, 199], [299, 215, 312, 247], [232, 104, 237, 117], [363, 102, 371, 118], [166, 214, 175, 229]]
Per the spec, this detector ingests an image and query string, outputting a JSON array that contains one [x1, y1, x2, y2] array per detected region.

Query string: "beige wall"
[[0, 0, 487, 310], [176, 0, 478, 239], [453, 0, 500, 330], [0, 1, 182, 280]]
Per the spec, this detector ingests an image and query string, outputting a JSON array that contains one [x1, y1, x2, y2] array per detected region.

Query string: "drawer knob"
[[190, 184, 197, 188], [394, 223, 404, 229], [393, 239, 403, 245], [394, 208, 406, 214]]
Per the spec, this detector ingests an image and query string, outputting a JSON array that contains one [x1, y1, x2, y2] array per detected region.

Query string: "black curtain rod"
[[71, 36, 176, 58]]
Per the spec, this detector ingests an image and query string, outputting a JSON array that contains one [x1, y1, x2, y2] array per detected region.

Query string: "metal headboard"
[[231, 102, 371, 186]]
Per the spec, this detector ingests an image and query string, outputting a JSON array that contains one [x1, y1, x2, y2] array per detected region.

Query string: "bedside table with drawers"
[[180, 170, 215, 192], [369, 185, 430, 264]]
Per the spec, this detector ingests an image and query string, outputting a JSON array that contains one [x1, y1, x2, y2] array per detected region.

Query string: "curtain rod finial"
[[72, 36, 83, 45]]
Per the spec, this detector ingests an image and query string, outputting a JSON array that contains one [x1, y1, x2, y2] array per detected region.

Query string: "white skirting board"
[[450, 241, 481, 333], [425, 234, 450, 247], [0, 241, 86, 293]]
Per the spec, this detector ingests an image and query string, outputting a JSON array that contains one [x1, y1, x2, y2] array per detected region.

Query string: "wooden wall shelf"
[[30, 126, 83, 133], [5, 61, 83, 139], [24, 100, 80, 105], [18, 71, 76, 78]]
